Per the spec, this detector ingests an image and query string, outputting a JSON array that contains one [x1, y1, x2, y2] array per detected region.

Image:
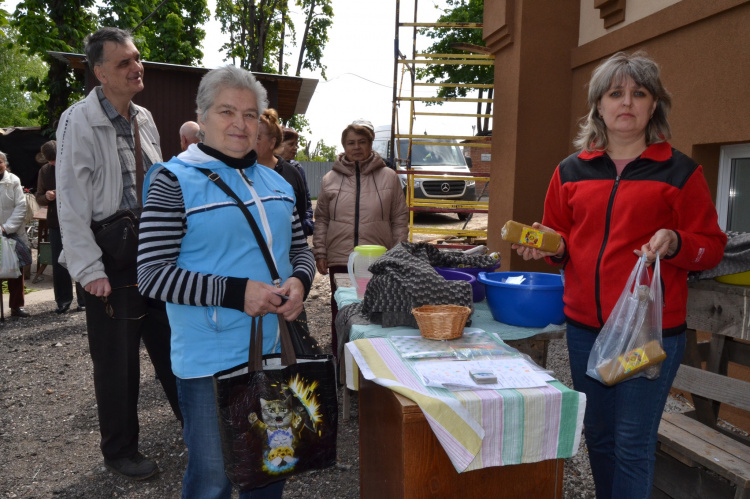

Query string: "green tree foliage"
[[98, 0, 209, 65], [294, 0, 332, 78], [11, 0, 208, 129], [214, 1, 334, 158], [214, 0, 332, 76], [12, 0, 97, 128], [417, 0, 492, 133], [215, 0, 285, 72], [307, 139, 337, 161], [0, 25, 48, 127]]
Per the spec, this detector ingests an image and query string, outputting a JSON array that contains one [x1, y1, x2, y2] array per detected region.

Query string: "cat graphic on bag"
[[248, 395, 307, 473]]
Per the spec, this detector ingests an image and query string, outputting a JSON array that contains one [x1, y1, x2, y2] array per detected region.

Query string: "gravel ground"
[[1, 266, 695, 498]]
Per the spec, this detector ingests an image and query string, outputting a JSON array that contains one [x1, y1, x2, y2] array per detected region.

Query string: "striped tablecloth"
[[345, 337, 586, 473]]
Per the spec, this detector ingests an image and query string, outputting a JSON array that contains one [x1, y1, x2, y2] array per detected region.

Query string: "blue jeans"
[[176, 377, 285, 499], [566, 324, 685, 499]]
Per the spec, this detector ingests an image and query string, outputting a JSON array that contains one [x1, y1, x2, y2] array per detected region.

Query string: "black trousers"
[[49, 228, 84, 308], [84, 283, 182, 460]]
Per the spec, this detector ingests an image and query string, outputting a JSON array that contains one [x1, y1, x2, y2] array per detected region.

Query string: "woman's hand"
[[46, 190, 56, 201], [243, 280, 289, 318], [634, 229, 678, 265], [316, 258, 328, 275], [276, 277, 305, 321], [511, 223, 565, 261]]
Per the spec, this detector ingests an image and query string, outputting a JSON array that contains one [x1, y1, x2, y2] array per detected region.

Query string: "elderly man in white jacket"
[[55, 27, 181, 481]]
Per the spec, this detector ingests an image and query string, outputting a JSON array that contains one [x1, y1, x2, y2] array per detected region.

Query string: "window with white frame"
[[717, 144, 750, 232]]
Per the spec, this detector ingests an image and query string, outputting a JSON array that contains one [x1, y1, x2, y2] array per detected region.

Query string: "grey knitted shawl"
[[361, 242, 497, 328], [689, 231, 750, 281]]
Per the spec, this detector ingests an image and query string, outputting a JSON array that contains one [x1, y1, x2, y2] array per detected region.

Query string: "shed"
[[48, 52, 318, 162]]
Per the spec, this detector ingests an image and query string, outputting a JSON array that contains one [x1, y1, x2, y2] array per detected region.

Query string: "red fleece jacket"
[[542, 142, 726, 335]]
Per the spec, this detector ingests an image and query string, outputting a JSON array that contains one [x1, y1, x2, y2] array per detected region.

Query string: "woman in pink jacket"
[[313, 120, 409, 356]]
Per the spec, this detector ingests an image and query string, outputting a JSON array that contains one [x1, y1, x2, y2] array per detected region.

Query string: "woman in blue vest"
[[137, 65, 316, 499]]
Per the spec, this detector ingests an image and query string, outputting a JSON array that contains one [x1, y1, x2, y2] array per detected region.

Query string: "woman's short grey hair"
[[84, 27, 134, 73], [575, 51, 672, 152], [0, 150, 7, 163], [195, 65, 269, 130]]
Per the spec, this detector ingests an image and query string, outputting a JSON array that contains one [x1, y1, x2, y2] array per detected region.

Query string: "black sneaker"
[[104, 452, 159, 480]]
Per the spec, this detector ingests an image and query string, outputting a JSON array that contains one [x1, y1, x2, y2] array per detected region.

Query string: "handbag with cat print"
[[213, 315, 338, 490]]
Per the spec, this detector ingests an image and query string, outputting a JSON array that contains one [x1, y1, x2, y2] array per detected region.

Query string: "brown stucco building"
[[482, 0, 750, 272]]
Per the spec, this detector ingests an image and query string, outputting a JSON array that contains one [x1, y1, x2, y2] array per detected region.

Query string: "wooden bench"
[[654, 281, 750, 499]]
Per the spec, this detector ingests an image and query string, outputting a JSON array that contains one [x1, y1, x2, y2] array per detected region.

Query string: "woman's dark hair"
[[41, 141, 56, 162], [575, 51, 672, 152], [282, 127, 299, 143]]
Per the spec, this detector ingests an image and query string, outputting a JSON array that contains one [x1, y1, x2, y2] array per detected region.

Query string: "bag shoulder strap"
[[133, 117, 144, 207], [196, 168, 296, 367], [196, 167, 280, 284]]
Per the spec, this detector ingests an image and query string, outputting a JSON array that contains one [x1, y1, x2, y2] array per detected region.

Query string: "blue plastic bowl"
[[477, 272, 565, 327], [434, 261, 500, 302], [434, 268, 480, 302]]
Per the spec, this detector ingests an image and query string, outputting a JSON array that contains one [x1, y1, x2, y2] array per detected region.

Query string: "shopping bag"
[[587, 254, 666, 386], [213, 316, 338, 491], [0, 235, 21, 278]]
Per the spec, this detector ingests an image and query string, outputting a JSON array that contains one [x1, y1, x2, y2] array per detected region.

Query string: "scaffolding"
[[391, 0, 492, 249]]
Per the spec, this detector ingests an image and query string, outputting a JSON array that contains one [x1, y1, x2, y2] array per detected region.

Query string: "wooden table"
[[359, 375, 564, 498]]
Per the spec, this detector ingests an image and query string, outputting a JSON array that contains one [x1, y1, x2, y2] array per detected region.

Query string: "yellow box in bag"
[[596, 340, 667, 386]]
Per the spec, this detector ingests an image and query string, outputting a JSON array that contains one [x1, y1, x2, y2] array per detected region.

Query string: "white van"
[[372, 125, 476, 220]]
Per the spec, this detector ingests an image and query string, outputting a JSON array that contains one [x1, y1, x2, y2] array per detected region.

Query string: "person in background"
[[0, 150, 29, 318], [255, 109, 310, 237], [138, 64, 315, 499], [179, 120, 201, 151], [35, 140, 85, 314], [55, 27, 181, 481], [280, 127, 314, 235], [514, 52, 727, 498], [313, 119, 409, 357]]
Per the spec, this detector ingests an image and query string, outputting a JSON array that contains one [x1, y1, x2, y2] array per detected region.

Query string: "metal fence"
[[299, 161, 334, 199]]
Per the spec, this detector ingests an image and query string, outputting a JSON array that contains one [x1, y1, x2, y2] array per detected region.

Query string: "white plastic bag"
[[586, 254, 666, 385], [0, 235, 21, 279]]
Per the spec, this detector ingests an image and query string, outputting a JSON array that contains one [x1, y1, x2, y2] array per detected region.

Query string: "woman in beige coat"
[[313, 120, 409, 356]]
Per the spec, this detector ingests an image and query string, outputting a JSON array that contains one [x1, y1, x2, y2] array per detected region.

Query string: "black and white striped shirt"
[[137, 156, 315, 311]]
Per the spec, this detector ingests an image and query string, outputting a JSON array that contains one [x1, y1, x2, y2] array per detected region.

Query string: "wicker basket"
[[412, 304, 472, 340]]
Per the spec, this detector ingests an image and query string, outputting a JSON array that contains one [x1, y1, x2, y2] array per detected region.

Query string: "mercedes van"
[[372, 125, 476, 220]]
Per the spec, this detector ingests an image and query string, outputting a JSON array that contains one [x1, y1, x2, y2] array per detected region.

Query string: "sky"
[[200, 0, 484, 151], [3, 0, 486, 153]]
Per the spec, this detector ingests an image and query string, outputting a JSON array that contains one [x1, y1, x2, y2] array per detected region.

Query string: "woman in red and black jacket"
[[514, 52, 726, 499]]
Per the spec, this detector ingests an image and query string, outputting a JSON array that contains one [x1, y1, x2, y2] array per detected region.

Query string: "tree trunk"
[[46, 58, 72, 128], [296, 0, 316, 76], [279, 1, 287, 73]]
